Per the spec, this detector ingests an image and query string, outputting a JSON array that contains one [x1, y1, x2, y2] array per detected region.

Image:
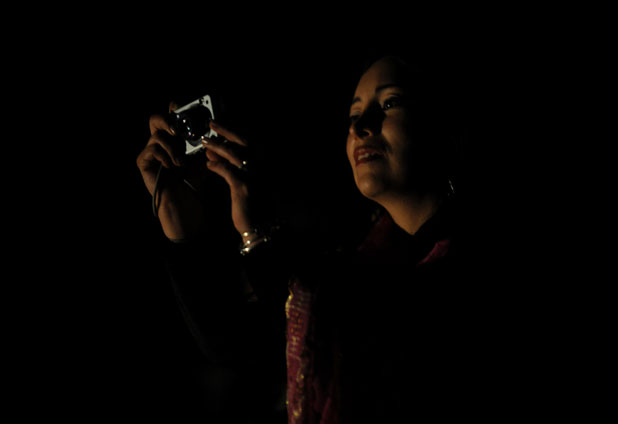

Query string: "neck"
[[378, 191, 444, 236]]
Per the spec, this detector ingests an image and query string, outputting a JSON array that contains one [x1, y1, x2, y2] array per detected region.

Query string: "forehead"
[[355, 57, 410, 94]]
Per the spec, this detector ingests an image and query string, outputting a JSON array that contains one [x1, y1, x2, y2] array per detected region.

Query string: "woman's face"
[[347, 57, 423, 202]]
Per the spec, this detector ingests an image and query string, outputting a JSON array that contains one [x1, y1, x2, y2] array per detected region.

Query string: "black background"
[[13, 19, 564, 419]]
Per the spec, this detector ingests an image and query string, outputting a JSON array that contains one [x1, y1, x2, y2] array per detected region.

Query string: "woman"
[[137, 55, 487, 422]]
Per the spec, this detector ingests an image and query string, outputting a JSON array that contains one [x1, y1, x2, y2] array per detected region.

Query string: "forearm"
[[241, 239, 293, 329], [162, 228, 293, 364], [163, 235, 288, 419], [157, 183, 208, 241], [162, 233, 243, 356]]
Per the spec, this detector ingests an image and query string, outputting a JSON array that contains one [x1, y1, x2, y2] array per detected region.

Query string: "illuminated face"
[[347, 57, 426, 202]]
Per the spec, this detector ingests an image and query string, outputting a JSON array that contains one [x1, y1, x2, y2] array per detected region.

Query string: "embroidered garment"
[[284, 206, 469, 423]]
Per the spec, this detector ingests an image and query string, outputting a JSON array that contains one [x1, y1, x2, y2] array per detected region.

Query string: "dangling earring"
[[447, 178, 455, 197]]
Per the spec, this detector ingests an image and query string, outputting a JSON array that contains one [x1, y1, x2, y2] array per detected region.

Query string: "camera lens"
[[174, 105, 212, 147]]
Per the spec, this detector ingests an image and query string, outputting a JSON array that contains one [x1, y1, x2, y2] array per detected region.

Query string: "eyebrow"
[[350, 83, 402, 106]]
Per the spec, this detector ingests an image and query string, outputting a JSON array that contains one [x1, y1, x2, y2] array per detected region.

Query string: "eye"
[[382, 96, 403, 111], [349, 114, 360, 125]]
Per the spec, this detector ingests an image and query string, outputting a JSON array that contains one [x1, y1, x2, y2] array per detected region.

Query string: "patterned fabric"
[[285, 209, 456, 424], [285, 277, 315, 423]]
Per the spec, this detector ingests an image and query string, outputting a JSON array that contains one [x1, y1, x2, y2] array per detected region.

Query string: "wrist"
[[238, 224, 280, 256], [159, 192, 206, 241], [240, 228, 260, 245]]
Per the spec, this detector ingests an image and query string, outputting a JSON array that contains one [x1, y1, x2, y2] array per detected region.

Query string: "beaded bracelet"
[[241, 228, 261, 248], [239, 235, 270, 256], [238, 224, 281, 256], [241, 229, 259, 239]]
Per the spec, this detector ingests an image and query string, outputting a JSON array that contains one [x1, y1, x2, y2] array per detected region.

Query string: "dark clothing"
[[163, 231, 289, 423], [164, 199, 511, 422], [283, 201, 501, 423]]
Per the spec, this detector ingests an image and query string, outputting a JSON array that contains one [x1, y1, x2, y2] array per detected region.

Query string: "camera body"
[[172, 94, 217, 155]]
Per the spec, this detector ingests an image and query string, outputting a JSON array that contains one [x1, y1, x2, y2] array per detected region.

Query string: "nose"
[[350, 105, 383, 139]]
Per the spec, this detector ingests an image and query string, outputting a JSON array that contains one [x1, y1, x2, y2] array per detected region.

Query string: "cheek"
[[345, 135, 355, 166], [383, 115, 414, 156]]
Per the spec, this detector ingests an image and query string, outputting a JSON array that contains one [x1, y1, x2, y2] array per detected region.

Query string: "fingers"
[[201, 137, 246, 169], [149, 130, 185, 167], [205, 148, 224, 163], [149, 113, 176, 137], [209, 121, 248, 147], [206, 158, 247, 191], [138, 143, 175, 170]]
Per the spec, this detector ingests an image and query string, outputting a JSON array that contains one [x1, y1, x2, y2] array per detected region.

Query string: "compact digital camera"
[[172, 94, 217, 155]]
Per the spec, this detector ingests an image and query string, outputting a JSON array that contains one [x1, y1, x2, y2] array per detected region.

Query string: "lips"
[[354, 146, 385, 166]]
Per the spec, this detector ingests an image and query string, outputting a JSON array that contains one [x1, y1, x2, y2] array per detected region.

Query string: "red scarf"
[[286, 211, 454, 423]]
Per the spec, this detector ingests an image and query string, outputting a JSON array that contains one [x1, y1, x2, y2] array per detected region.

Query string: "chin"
[[355, 174, 388, 200]]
